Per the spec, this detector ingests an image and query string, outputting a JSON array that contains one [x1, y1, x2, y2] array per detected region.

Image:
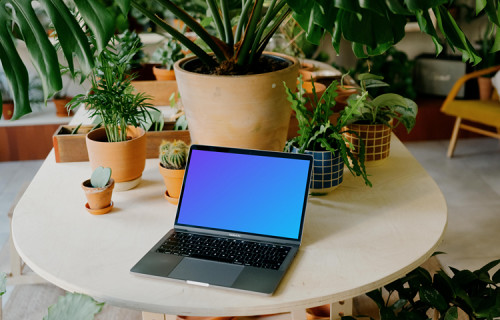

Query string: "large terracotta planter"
[[153, 66, 176, 81], [82, 178, 114, 214], [158, 163, 185, 205], [344, 123, 392, 165], [292, 147, 344, 195], [86, 126, 146, 191], [174, 52, 299, 151]]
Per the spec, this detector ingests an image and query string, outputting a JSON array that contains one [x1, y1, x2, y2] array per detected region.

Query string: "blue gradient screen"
[[176, 149, 311, 240]]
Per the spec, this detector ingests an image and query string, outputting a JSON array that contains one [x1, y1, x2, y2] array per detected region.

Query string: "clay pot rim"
[[86, 126, 146, 144], [82, 178, 115, 190], [174, 52, 299, 79]]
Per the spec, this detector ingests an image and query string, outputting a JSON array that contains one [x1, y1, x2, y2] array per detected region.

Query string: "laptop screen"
[[175, 146, 312, 241]]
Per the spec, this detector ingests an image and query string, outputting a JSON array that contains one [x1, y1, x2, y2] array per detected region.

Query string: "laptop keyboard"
[[156, 232, 291, 270]]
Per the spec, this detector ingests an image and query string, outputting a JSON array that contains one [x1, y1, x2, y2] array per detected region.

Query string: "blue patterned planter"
[[292, 147, 344, 195]]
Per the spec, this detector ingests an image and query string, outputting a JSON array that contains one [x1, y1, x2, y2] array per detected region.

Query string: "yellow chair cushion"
[[441, 99, 500, 127]]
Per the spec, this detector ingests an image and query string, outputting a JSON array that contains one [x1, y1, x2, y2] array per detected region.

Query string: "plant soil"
[[185, 55, 291, 76]]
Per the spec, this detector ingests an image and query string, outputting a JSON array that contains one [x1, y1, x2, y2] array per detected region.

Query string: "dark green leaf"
[[444, 306, 458, 320], [10, 0, 62, 101], [391, 298, 408, 310], [452, 270, 478, 286], [116, 0, 131, 15], [405, 0, 447, 11], [380, 306, 397, 320], [479, 259, 500, 273], [434, 271, 456, 302], [492, 267, 500, 283], [0, 6, 31, 120], [419, 287, 448, 312], [38, 0, 94, 76], [366, 289, 385, 308], [73, 0, 115, 53]]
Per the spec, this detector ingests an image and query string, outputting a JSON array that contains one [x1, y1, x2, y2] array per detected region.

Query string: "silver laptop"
[[131, 144, 312, 295]]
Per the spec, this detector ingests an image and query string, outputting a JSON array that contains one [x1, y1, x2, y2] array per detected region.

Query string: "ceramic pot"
[[292, 147, 344, 195], [343, 123, 392, 165], [158, 163, 185, 204], [306, 305, 330, 320], [174, 52, 299, 151], [82, 178, 114, 214], [86, 126, 146, 190], [334, 85, 357, 112], [478, 77, 493, 100], [301, 81, 327, 112], [299, 61, 315, 81], [2, 102, 14, 120], [53, 97, 73, 117], [153, 66, 176, 81]]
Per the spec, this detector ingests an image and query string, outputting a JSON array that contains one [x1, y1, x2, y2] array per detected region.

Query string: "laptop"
[[131, 144, 312, 295]]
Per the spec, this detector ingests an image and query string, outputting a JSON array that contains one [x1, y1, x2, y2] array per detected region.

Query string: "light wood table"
[[12, 135, 447, 320]]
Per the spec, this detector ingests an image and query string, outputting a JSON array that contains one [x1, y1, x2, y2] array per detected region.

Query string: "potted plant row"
[[285, 76, 371, 195], [1, 0, 491, 128], [342, 73, 418, 165]]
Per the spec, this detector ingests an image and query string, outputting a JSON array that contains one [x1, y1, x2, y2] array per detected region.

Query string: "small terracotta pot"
[[343, 123, 392, 164], [86, 126, 147, 190], [82, 178, 114, 212], [301, 81, 327, 112], [53, 97, 74, 117], [153, 66, 176, 81], [2, 102, 14, 120], [299, 62, 315, 81], [306, 304, 330, 320], [159, 163, 185, 203]]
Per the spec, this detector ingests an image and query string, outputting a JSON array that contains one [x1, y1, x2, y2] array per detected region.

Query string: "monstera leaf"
[[43, 292, 104, 320], [0, 0, 124, 120]]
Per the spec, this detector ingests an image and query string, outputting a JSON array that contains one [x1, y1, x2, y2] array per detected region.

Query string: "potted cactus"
[[81, 166, 114, 215], [158, 140, 189, 204]]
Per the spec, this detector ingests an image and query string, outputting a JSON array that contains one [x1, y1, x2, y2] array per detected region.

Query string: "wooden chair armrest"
[[441, 65, 500, 111]]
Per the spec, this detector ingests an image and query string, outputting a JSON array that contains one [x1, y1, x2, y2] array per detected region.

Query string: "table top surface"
[[12, 136, 447, 317]]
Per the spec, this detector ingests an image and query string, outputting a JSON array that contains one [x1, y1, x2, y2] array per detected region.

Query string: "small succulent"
[[152, 40, 185, 71], [159, 140, 189, 170], [90, 166, 112, 188]]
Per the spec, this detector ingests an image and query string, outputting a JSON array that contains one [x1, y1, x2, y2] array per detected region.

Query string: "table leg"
[[330, 299, 353, 320], [142, 312, 166, 320], [291, 308, 307, 320]]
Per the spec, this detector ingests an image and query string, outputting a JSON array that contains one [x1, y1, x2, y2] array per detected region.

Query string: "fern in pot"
[[68, 35, 157, 191], [343, 73, 418, 165], [284, 76, 371, 195]]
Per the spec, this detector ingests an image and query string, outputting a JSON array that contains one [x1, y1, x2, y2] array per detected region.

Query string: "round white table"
[[12, 135, 447, 319]]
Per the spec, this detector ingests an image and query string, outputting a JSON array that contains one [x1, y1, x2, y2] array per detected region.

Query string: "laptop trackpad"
[[169, 258, 243, 287]]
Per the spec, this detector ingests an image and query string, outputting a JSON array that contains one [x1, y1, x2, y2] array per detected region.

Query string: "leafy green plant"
[[159, 140, 189, 170], [152, 39, 185, 70], [90, 166, 112, 188], [284, 76, 371, 187], [344, 74, 418, 133], [44, 292, 104, 320], [67, 34, 157, 142], [346, 257, 500, 320], [1, 0, 498, 119], [351, 47, 416, 100]]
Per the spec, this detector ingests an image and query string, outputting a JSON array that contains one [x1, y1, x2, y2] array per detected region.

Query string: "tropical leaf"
[[43, 292, 104, 320], [0, 6, 31, 120]]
